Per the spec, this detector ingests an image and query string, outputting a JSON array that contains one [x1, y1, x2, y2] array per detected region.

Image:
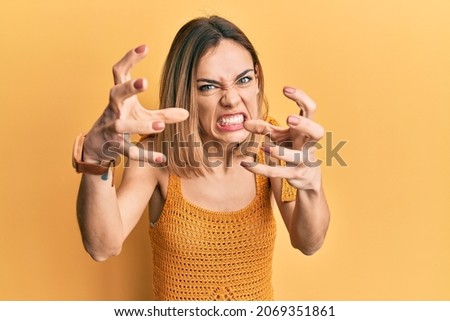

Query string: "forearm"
[[288, 184, 330, 255], [76, 172, 125, 261]]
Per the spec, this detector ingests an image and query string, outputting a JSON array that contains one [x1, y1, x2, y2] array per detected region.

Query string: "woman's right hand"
[[82, 45, 189, 165]]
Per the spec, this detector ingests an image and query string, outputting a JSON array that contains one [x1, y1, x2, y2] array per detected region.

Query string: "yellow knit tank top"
[[149, 171, 276, 301]]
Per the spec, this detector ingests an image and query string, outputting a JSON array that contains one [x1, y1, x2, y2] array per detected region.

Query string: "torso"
[[149, 159, 276, 300], [149, 155, 256, 223]]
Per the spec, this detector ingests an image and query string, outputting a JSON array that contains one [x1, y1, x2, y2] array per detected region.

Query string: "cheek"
[[242, 90, 260, 117], [197, 98, 217, 128]]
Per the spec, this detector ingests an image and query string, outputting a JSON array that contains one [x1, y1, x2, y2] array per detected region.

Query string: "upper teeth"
[[219, 114, 244, 125]]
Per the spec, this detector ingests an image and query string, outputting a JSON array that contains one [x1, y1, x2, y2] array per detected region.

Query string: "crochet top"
[[149, 170, 276, 300], [149, 122, 297, 300]]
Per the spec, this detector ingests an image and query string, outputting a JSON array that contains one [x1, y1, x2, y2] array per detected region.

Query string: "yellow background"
[[1, 0, 449, 300]]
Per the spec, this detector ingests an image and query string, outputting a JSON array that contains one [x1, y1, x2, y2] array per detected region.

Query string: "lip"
[[216, 113, 247, 131]]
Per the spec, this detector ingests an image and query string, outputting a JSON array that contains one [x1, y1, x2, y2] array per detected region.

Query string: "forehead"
[[196, 39, 253, 79]]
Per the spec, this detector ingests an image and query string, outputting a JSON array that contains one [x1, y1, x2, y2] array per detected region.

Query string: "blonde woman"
[[74, 16, 330, 300]]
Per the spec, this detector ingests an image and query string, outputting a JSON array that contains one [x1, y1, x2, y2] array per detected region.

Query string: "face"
[[195, 39, 259, 145]]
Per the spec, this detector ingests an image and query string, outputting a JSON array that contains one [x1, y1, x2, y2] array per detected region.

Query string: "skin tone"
[[195, 40, 260, 146], [180, 40, 260, 211], [76, 40, 330, 262]]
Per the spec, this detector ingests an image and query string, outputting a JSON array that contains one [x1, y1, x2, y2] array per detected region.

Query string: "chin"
[[222, 131, 253, 146]]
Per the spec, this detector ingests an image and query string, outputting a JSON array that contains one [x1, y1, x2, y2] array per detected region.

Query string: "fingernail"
[[261, 144, 272, 154], [152, 121, 165, 130], [134, 79, 144, 89], [240, 161, 256, 168], [135, 45, 146, 54], [284, 86, 295, 94], [240, 161, 250, 168], [287, 116, 300, 125], [155, 154, 166, 163]]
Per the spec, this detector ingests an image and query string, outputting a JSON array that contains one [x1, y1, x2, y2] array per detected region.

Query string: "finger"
[[241, 161, 306, 180], [264, 142, 320, 167], [123, 140, 167, 164], [142, 108, 190, 124], [283, 87, 317, 119], [112, 45, 148, 85], [286, 115, 324, 143], [244, 119, 290, 143], [111, 119, 167, 135], [109, 78, 147, 107], [128, 106, 190, 125], [106, 108, 189, 134], [100, 133, 167, 164], [262, 144, 306, 166]]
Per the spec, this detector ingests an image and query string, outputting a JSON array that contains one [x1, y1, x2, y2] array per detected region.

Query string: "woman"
[[74, 16, 330, 300]]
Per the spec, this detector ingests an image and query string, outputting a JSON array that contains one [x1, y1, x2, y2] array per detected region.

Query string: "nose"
[[220, 86, 241, 108]]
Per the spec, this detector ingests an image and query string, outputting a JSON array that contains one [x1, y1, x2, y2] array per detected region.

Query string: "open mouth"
[[217, 113, 245, 126]]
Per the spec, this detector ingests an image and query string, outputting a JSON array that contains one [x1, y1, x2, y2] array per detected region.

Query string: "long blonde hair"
[[157, 16, 268, 178]]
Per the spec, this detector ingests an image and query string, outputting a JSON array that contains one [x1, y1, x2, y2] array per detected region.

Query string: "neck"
[[200, 140, 257, 175]]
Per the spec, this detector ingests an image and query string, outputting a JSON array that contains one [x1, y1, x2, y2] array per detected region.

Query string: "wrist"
[[81, 149, 103, 164], [296, 181, 323, 201], [72, 133, 114, 175], [81, 133, 105, 163]]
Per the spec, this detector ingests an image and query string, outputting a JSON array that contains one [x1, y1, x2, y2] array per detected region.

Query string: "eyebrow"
[[196, 68, 255, 85]]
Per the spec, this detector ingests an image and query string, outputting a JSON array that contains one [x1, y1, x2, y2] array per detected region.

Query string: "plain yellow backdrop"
[[0, 0, 449, 300]]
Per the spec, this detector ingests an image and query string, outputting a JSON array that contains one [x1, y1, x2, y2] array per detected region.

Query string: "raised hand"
[[83, 45, 189, 165], [243, 87, 324, 191]]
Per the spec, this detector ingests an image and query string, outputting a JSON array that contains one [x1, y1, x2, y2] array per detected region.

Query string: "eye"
[[198, 84, 217, 92], [237, 76, 252, 85]]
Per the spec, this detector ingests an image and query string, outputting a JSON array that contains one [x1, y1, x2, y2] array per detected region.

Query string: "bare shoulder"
[[118, 136, 169, 200], [128, 136, 170, 223]]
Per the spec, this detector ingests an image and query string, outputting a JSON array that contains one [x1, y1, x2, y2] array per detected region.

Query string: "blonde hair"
[[156, 16, 268, 178]]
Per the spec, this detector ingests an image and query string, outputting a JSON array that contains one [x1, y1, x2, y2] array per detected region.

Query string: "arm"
[[270, 167, 330, 255], [76, 160, 157, 262], [75, 45, 188, 261]]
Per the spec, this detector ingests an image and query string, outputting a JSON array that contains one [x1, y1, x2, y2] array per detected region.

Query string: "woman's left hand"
[[243, 86, 324, 191]]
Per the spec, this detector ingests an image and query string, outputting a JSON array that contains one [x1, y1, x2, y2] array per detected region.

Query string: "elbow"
[[290, 236, 325, 256], [297, 246, 320, 256], [88, 247, 122, 262], [289, 216, 330, 256], [83, 241, 122, 262]]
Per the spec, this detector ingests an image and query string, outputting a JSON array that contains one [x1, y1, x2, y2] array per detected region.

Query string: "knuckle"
[[112, 63, 122, 77], [127, 146, 140, 160], [255, 122, 267, 134], [292, 170, 304, 180], [109, 87, 118, 104], [113, 119, 125, 133], [303, 140, 319, 151], [137, 121, 153, 134], [315, 125, 325, 139]]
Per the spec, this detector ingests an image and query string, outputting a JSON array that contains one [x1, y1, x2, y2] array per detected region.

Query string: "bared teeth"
[[219, 114, 244, 126]]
